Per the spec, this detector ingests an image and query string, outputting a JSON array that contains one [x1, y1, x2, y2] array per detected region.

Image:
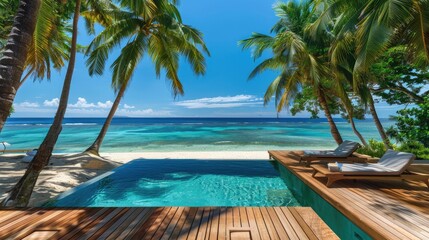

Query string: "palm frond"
[[239, 33, 275, 60], [111, 33, 148, 91], [248, 57, 284, 80]]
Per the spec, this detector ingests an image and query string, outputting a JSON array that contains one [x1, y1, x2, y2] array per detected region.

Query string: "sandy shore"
[[0, 151, 269, 206]]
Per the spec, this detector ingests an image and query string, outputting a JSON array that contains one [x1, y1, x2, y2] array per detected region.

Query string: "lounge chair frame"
[[311, 164, 429, 188], [0, 149, 33, 154], [300, 154, 369, 166]]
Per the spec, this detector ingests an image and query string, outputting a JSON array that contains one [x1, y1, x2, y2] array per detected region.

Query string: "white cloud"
[[68, 97, 96, 108], [124, 104, 135, 109], [18, 101, 39, 108], [96, 101, 113, 109], [43, 98, 59, 107], [67, 97, 113, 109], [174, 95, 263, 109], [13, 97, 172, 117], [116, 108, 172, 117]]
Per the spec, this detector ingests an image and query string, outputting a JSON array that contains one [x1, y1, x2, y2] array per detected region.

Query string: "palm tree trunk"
[[84, 83, 127, 156], [342, 103, 368, 146], [1, 0, 81, 207], [317, 87, 343, 145], [348, 114, 368, 147], [368, 94, 392, 149], [0, 0, 41, 132]]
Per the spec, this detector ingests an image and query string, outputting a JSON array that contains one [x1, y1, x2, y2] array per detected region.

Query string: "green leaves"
[[85, 0, 208, 97], [387, 96, 429, 149], [240, 0, 334, 112]]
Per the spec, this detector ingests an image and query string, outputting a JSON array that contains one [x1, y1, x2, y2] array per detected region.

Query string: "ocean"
[[1, 118, 393, 153]]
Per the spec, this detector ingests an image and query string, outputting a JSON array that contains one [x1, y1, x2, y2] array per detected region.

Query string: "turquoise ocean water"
[[1, 118, 393, 153]]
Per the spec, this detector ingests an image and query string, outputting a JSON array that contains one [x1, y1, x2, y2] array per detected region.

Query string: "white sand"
[[103, 151, 270, 162], [0, 151, 269, 206]]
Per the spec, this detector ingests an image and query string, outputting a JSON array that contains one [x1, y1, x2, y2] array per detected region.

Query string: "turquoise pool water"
[[51, 160, 300, 207]]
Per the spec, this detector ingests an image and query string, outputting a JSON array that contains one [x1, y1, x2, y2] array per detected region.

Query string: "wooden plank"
[[265, 207, 290, 239], [218, 207, 227, 240], [273, 207, 303, 239], [245, 208, 261, 240], [159, 207, 185, 240], [5, 209, 67, 239], [0, 209, 57, 238], [337, 186, 429, 239], [0, 209, 36, 227], [169, 207, 192, 239], [284, 208, 318, 240], [118, 207, 155, 240], [0, 209, 30, 224], [15, 209, 86, 239], [196, 207, 211, 240], [81, 207, 128, 240], [146, 207, 178, 240], [128, 207, 170, 240], [97, 208, 138, 239], [290, 208, 338, 240], [105, 208, 145, 240], [226, 207, 233, 230], [251, 207, 271, 240], [232, 207, 240, 227], [184, 208, 204, 240], [59, 208, 110, 239], [208, 207, 220, 240], [260, 207, 283, 240], [177, 207, 199, 240], [239, 207, 249, 227]]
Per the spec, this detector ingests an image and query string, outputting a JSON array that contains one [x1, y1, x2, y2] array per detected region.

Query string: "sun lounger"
[[311, 149, 429, 188], [300, 140, 364, 166], [1, 141, 33, 155]]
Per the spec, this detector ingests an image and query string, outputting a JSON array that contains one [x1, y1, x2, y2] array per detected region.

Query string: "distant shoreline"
[[6, 117, 390, 120]]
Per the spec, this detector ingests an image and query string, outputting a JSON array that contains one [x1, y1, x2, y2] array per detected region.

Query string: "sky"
[[12, 0, 403, 118]]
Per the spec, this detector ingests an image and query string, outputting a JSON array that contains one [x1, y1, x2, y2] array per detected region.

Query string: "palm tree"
[[310, 0, 429, 148], [312, 0, 429, 71], [0, 0, 72, 126], [311, 9, 393, 148], [240, 1, 344, 144], [1, 0, 116, 207], [0, 0, 41, 132], [84, 0, 209, 156]]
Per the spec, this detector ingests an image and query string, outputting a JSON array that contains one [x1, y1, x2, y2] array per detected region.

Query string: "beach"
[[0, 151, 269, 206]]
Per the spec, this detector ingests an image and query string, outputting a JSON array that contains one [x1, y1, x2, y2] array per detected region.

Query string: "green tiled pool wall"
[[275, 162, 372, 240]]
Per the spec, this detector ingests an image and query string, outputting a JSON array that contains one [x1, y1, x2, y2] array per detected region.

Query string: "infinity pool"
[[52, 160, 300, 207]]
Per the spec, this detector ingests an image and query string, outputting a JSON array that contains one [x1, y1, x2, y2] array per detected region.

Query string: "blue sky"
[[12, 0, 401, 118]]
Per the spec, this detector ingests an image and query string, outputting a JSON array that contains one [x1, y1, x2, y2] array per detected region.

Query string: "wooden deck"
[[0, 207, 337, 239], [269, 150, 429, 240]]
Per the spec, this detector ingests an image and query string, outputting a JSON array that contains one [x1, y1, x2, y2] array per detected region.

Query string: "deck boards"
[[269, 150, 429, 240], [0, 206, 337, 239]]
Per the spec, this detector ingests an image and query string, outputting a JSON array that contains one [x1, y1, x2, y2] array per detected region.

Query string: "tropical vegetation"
[[241, 0, 428, 156]]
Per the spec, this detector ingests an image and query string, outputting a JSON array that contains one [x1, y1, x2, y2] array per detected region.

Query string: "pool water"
[[52, 160, 300, 207]]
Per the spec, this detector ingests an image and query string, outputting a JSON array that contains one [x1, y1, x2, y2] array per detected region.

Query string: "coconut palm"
[[240, 1, 345, 144], [84, 0, 209, 156], [1, 0, 117, 207], [0, 0, 41, 132], [0, 0, 73, 129], [317, 15, 393, 148], [311, 0, 429, 71]]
